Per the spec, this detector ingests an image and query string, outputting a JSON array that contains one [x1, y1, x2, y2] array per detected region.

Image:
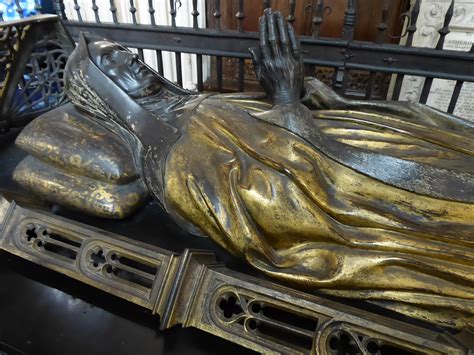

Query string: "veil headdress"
[[64, 33, 186, 206]]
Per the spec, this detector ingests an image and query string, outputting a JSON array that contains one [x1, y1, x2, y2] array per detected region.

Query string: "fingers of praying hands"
[[249, 8, 304, 105]]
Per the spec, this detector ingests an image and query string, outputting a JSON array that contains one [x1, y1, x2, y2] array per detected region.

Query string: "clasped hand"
[[250, 9, 304, 105]]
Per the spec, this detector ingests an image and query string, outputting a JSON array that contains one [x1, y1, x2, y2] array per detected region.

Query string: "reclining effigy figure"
[[14, 10, 474, 329]]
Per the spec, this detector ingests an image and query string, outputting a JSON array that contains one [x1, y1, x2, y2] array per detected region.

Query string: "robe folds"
[[164, 78, 474, 329]]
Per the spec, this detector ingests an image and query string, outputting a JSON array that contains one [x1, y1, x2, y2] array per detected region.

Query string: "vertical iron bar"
[[109, 0, 118, 23], [393, 0, 420, 101], [175, 53, 183, 86], [148, 0, 156, 26], [155, 50, 164, 76], [170, 0, 177, 27], [237, 0, 245, 91], [436, 0, 454, 50], [287, 0, 296, 24], [447, 81, 463, 114], [375, 0, 389, 44], [342, 0, 357, 41], [73, 0, 83, 22], [365, 0, 389, 99], [170, 1, 182, 86], [137, 48, 144, 62], [312, 0, 324, 38], [15, 0, 24, 18], [392, 75, 404, 101], [264, 0, 271, 9], [336, 0, 358, 95], [191, 0, 202, 91], [214, 0, 223, 91], [406, 0, 420, 47], [216, 56, 223, 92], [197, 54, 203, 92], [53, 0, 67, 20], [419, 1, 453, 106], [92, 0, 100, 23], [419, 77, 433, 104], [214, 0, 221, 31], [192, 0, 199, 29], [236, 0, 245, 32], [364, 74, 376, 99], [238, 59, 245, 92], [130, 0, 137, 25], [310, 1, 327, 93]]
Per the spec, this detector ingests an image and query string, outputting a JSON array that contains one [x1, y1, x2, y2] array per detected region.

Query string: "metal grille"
[[2, 0, 474, 116], [0, 15, 75, 131]]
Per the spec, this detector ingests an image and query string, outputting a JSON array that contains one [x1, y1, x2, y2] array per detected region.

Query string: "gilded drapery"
[[164, 79, 474, 328]]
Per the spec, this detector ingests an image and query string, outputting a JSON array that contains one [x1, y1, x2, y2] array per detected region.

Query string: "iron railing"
[[2, 0, 474, 114], [0, 15, 75, 132]]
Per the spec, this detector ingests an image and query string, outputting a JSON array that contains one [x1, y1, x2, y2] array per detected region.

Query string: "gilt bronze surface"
[[12, 9, 474, 331], [14, 103, 149, 218]]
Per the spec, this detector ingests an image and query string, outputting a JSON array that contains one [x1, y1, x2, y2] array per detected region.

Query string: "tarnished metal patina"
[[0, 196, 472, 354], [12, 9, 474, 330], [14, 103, 149, 218]]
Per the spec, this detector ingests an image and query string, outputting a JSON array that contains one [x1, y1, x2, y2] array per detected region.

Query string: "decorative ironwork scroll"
[[0, 196, 471, 354], [0, 15, 74, 132]]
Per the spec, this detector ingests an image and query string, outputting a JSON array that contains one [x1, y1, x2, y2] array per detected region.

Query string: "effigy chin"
[[11, 10, 474, 331]]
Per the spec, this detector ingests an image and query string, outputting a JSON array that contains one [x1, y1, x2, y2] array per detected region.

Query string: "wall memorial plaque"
[[398, 0, 474, 121]]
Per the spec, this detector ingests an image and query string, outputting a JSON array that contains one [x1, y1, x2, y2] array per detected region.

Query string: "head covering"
[[64, 33, 184, 206]]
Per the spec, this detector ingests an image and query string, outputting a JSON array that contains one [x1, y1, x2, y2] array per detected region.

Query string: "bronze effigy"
[[14, 104, 149, 218], [13, 9, 474, 329]]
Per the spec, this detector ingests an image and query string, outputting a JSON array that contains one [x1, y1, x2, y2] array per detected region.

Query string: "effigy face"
[[11, 9, 474, 331], [87, 40, 164, 98]]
